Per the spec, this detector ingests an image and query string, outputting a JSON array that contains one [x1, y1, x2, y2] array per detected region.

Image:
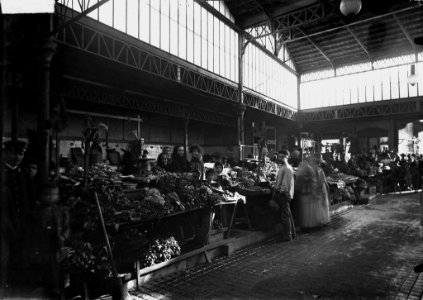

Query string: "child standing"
[[29, 181, 70, 297]]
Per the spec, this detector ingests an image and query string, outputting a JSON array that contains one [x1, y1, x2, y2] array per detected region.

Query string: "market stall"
[[58, 160, 270, 298]]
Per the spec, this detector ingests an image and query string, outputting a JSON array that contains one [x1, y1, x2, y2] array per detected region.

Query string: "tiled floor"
[[133, 192, 423, 300]]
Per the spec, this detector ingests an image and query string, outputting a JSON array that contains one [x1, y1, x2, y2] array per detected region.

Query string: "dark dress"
[[169, 155, 190, 173], [189, 158, 205, 180]]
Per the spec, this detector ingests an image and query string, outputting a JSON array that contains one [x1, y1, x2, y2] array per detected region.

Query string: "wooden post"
[[93, 192, 125, 300]]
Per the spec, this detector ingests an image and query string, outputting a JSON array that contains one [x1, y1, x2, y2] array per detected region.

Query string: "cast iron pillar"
[[35, 22, 57, 182], [9, 85, 20, 141], [2, 15, 24, 143], [391, 119, 399, 153], [236, 33, 247, 160], [184, 117, 189, 154], [236, 103, 246, 145], [0, 13, 4, 294]]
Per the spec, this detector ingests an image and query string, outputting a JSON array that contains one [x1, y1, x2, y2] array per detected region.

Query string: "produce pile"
[[67, 174, 226, 232], [326, 172, 359, 186], [235, 168, 273, 195], [59, 164, 122, 188], [321, 154, 377, 178], [60, 163, 276, 273], [140, 236, 181, 268], [321, 156, 371, 205], [61, 240, 111, 276]]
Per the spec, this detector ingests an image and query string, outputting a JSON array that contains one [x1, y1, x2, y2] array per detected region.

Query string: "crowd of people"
[[334, 148, 423, 193], [152, 144, 231, 182]]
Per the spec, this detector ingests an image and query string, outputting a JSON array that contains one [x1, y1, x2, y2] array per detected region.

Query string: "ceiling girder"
[[344, 26, 372, 60], [51, 0, 110, 36], [249, 3, 419, 48], [298, 28, 334, 68], [281, 5, 420, 45], [195, 0, 295, 73], [248, 1, 336, 42], [392, 13, 417, 53], [274, 3, 324, 33]]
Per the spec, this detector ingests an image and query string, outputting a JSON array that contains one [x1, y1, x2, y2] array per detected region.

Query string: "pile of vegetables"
[[140, 236, 181, 268], [61, 240, 96, 272]]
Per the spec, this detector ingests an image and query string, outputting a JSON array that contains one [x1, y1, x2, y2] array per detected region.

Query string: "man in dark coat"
[[1, 140, 36, 294]]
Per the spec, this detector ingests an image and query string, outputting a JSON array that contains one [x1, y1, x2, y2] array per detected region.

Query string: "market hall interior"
[[2, 0, 423, 299]]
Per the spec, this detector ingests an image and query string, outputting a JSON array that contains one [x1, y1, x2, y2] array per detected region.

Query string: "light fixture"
[[340, 0, 362, 16], [408, 64, 419, 86]]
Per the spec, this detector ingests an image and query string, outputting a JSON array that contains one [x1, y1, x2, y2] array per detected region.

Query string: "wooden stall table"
[[210, 192, 251, 240], [236, 187, 276, 231]]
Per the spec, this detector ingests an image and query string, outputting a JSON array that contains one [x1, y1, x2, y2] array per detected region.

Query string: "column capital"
[[234, 103, 246, 114], [35, 39, 57, 68]]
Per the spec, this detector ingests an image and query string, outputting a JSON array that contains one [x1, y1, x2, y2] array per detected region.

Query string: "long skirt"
[[298, 184, 330, 229]]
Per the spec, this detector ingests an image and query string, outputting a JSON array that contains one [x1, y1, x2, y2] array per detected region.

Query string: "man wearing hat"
[[1, 140, 35, 293], [3, 140, 35, 215]]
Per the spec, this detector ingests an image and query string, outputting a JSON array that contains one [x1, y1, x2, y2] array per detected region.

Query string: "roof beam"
[[345, 26, 371, 60], [297, 28, 334, 68], [241, 0, 326, 29], [279, 5, 420, 45], [50, 0, 111, 36], [282, 43, 298, 71], [195, 1, 296, 74], [392, 13, 417, 53], [194, 0, 239, 32], [251, 0, 276, 37], [251, 0, 271, 20]]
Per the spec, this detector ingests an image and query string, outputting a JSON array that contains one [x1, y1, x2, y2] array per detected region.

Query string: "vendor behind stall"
[[189, 144, 205, 180], [161, 146, 172, 163], [89, 137, 103, 165], [214, 162, 224, 176], [168, 145, 189, 173], [205, 169, 216, 183], [155, 153, 170, 172]]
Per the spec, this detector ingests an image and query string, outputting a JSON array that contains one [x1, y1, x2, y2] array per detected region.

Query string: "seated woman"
[[168, 145, 189, 173]]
